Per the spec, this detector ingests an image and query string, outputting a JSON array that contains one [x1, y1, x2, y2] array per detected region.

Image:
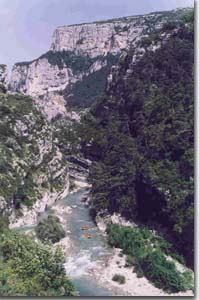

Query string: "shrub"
[[0, 216, 8, 233], [135, 269, 144, 278], [0, 84, 7, 94], [39, 50, 95, 73], [15, 176, 39, 208], [106, 224, 193, 292], [118, 252, 123, 257], [36, 215, 65, 243], [126, 255, 137, 267], [141, 250, 186, 292], [69, 180, 76, 191], [162, 21, 177, 32], [0, 229, 76, 296], [112, 274, 126, 284], [106, 224, 150, 260], [140, 37, 152, 47]]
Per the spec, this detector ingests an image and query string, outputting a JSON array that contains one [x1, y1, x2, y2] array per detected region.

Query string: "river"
[[18, 187, 113, 296]]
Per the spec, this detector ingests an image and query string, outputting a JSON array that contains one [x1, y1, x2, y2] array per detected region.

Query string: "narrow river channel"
[[58, 188, 113, 296], [17, 187, 113, 296]]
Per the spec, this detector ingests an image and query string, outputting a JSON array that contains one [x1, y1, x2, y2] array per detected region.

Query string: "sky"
[[0, 0, 194, 70]]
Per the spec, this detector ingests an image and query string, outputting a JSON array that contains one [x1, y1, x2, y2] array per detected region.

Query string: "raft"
[[81, 225, 90, 230], [83, 233, 92, 239]]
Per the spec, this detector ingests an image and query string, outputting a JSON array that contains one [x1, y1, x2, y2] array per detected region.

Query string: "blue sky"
[[0, 0, 194, 70]]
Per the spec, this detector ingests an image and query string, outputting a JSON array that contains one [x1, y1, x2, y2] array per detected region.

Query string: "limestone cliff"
[[10, 12, 180, 120], [9, 9, 188, 119], [10, 59, 77, 121], [50, 17, 143, 56]]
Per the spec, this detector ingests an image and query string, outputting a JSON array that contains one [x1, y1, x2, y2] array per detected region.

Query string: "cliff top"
[[56, 7, 192, 28]]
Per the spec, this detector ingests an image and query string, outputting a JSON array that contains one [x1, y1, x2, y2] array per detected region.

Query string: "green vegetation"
[[15, 175, 41, 208], [125, 255, 137, 267], [0, 89, 67, 214], [77, 8, 191, 26], [36, 215, 65, 243], [141, 251, 193, 292], [0, 84, 6, 94], [0, 90, 75, 296], [53, 117, 81, 155], [181, 10, 194, 32], [65, 66, 110, 109], [107, 224, 184, 264], [0, 92, 44, 208], [0, 216, 9, 233], [39, 50, 96, 73], [0, 8, 194, 297], [112, 274, 126, 284], [114, 25, 129, 34], [107, 224, 193, 292], [81, 15, 194, 268], [65, 53, 119, 109], [142, 8, 193, 35], [0, 229, 76, 296], [38, 51, 119, 109]]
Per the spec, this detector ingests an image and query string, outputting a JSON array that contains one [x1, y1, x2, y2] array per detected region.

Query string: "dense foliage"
[[0, 89, 68, 213], [64, 54, 119, 109], [52, 117, 81, 156], [39, 50, 97, 73], [81, 14, 194, 268], [0, 92, 45, 209], [0, 229, 76, 296], [36, 215, 65, 243], [107, 224, 193, 292]]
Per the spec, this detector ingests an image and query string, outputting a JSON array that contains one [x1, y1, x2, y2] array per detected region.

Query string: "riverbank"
[[93, 213, 194, 297], [9, 174, 70, 229], [12, 177, 193, 297], [51, 183, 194, 297], [92, 247, 193, 297]]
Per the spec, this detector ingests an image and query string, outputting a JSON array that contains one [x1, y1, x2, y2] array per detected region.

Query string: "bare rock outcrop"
[[8, 12, 169, 120]]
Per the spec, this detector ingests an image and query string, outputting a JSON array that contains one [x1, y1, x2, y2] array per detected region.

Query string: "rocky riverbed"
[[92, 248, 194, 297]]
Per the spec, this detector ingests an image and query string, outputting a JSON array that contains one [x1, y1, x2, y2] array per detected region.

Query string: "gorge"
[[0, 7, 194, 297]]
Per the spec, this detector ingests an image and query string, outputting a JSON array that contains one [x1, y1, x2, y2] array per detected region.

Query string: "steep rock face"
[[50, 19, 143, 57], [10, 58, 77, 121], [10, 54, 108, 120], [9, 9, 189, 119], [0, 90, 69, 226], [8, 11, 170, 119], [50, 10, 187, 56]]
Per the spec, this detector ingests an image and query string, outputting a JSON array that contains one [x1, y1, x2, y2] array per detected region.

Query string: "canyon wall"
[[9, 10, 181, 119]]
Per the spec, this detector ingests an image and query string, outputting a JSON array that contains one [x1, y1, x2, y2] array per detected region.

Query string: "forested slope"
[[81, 12, 194, 268], [0, 87, 75, 296], [0, 221, 76, 296]]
